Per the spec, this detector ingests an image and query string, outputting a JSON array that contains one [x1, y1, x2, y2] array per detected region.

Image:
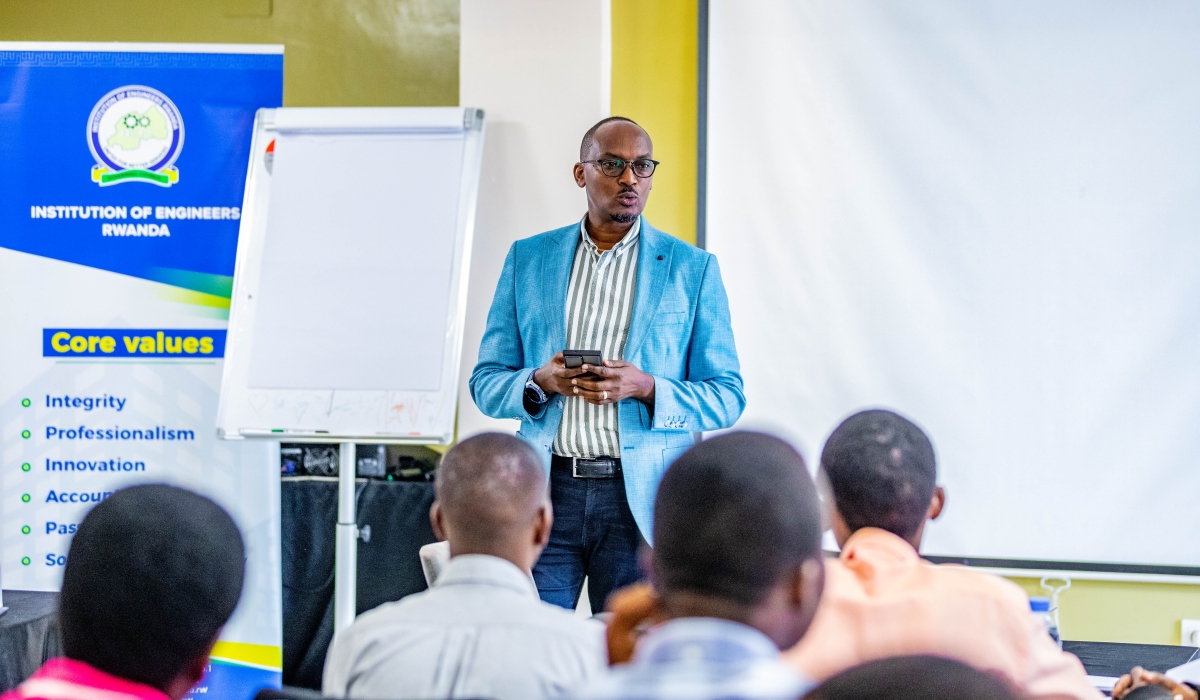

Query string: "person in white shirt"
[[322, 432, 607, 700]]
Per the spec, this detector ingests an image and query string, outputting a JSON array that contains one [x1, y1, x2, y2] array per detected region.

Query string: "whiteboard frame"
[[216, 107, 486, 444]]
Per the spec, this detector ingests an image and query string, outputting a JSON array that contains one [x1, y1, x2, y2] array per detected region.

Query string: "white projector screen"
[[708, 0, 1200, 572]]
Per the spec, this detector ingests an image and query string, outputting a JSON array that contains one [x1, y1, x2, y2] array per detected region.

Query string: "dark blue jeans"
[[532, 461, 645, 612]]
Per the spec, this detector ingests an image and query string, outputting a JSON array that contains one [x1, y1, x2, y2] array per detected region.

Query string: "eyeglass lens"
[[600, 159, 657, 177]]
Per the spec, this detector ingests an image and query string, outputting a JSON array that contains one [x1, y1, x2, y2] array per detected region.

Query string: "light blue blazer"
[[470, 218, 745, 540]]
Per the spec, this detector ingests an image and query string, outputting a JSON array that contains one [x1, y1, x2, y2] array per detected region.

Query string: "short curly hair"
[[821, 409, 937, 540], [60, 484, 244, 691], [653, 431, 822, 606]]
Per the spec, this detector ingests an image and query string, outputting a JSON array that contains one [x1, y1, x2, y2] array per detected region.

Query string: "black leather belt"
[[551, 455, 621, 479]]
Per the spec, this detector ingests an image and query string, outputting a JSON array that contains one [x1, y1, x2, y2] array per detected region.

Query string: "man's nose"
[[618, 163, 638, 187]]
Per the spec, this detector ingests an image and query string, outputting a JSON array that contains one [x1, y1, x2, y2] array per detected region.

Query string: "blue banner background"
[[0, 50, 283, 293], [0, 46, 284, 700]]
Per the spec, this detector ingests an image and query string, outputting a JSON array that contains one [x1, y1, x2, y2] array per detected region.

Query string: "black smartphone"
[[563, 349, 603, 379]]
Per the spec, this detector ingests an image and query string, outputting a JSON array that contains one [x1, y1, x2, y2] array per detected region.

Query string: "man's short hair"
[[804, 655, 1021, 700], [653, 431, 822, 607], [60, 484, 245, 690], [580, 116, 643, 160], [821, 409, 936, 540], [435, 432, 546, 545]]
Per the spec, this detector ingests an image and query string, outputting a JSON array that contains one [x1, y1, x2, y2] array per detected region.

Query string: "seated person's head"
[[821, 409, 945, 549], [651, 431, 824, 649], [431, 432, 551, 573], [803, 655, 1023, 700], [60, 484, 245, 700]]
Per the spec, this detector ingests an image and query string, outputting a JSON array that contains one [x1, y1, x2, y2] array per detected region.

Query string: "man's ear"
[[827, 499, 854, 549], [573, 162, 587, 188], [532, 501, 553, 548], [430, 501, 447, 542], [792, 557, 825, 607], [181, 650, 209, 691], [786, 556, 826, 644], [165, 633, 220, 700], [928, 486, 946, 521], [816, 470, 833, 534]]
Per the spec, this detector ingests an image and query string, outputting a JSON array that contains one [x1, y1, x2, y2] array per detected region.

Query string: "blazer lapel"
[[624, 218, 672, 361], [538, 224, 580, 352]]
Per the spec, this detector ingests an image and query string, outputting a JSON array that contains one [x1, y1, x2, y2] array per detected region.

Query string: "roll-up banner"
[[0, 43, 284, 698]]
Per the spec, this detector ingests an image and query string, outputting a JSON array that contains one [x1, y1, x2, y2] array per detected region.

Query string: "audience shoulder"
[[932, 562, 1038, 615]]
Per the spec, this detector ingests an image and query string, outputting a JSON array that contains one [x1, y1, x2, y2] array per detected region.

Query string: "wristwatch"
[[524, 375, 548, 405]]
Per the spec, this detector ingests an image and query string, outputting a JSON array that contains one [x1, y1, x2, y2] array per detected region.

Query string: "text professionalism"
[[45, 425, 195, 441], [28, 204, 241, 238]]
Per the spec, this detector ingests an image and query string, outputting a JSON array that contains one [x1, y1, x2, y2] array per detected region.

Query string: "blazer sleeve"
[[469, 244, 547, 421], [650, 254, 746, 431]]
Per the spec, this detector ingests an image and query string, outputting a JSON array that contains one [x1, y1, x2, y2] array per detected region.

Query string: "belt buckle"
[[571, 457, 615, 478]]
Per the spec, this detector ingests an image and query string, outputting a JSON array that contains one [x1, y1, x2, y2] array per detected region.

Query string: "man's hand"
[[1112, 667, 1198, 700], [605, 583, 666, 665], [532, 352, 589, 398], [570, 360, 655, 406]]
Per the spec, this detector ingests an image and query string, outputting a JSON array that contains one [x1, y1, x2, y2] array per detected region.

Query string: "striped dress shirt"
[[552, 216, 640, 458]]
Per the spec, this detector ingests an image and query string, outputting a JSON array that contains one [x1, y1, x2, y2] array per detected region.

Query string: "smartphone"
[[563, 349, 603, 379]]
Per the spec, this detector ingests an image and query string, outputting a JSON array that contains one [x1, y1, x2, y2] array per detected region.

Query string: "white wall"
[[457, 0, 612, 439]]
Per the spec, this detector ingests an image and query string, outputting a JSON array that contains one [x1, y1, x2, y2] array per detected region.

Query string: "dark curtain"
[[281, 479, 437, 689]]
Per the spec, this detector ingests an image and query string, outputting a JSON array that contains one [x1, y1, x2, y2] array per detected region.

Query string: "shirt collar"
[[434, 553, 539, 600], [18, 658, 171, 700], [579, 214, 641, 255], [839, 527, 922, 580], [634, 617, 782, 666]]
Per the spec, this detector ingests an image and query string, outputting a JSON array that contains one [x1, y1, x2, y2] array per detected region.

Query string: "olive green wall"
[[0, 0, 458, 107]]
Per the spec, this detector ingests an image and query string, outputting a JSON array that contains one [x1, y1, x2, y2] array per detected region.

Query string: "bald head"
[[580, 116, 647, 161], [433, 433, 551, 568]]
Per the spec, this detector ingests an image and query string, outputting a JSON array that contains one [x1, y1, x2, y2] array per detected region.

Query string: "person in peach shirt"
[[783, 409, 1102, 700]]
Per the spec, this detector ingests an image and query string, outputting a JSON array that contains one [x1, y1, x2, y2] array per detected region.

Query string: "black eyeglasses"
[[582, 158, 660, 178]]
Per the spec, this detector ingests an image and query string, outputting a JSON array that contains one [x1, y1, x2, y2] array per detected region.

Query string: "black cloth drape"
[[281, 479, 437, 690], [0, 590, 61, 693]]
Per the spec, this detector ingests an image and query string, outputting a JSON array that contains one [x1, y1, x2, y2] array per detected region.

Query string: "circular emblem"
[[87, 85, 184, 186]]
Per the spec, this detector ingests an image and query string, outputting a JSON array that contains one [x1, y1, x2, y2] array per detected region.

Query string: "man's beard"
[[609, 212, 638, 224]]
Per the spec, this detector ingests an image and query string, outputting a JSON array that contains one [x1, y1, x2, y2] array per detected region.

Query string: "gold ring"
[[603, 391, 608, 401]]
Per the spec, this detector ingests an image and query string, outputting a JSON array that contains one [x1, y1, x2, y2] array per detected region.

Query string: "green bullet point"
[[21, 493, 31, 503], [21, 525, 30, 535], [21, 398, 31, 407], [21, 463, 31, 472], [21, 557, 31, 566], [21, 430, 31, 439]]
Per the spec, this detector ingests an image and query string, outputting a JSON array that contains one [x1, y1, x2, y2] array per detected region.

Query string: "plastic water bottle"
[[1030, 596, 1060, 647]]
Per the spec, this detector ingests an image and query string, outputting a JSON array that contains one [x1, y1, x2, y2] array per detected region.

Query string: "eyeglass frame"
[[581, 157, 661, 178]]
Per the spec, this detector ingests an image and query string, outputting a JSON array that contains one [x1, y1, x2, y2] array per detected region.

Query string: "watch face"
[[525, 385, 545, 403]]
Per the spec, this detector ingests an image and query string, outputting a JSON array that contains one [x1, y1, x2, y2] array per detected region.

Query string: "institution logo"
[[87, 85, 184, 187]]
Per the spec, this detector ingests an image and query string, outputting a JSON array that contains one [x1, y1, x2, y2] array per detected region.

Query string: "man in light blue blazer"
[[471, 117, 744, 611]]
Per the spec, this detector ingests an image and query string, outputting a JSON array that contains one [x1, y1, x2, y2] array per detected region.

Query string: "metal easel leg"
[[333, 441, 358, 634]]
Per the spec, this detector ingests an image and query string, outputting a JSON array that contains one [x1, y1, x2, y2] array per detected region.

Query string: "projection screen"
[[707, 0, 1200, 573]]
